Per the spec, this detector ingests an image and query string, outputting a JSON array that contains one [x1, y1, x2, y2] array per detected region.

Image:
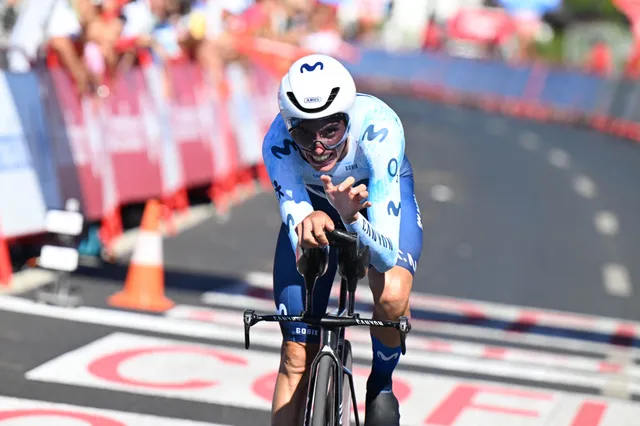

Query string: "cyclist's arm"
[[344, 114, 404, 273], [262, 120, 314, 252]]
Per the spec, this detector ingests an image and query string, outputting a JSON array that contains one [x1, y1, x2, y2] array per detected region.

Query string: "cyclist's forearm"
[[280, 200, 314, 252], [344, 213, 398, 272]]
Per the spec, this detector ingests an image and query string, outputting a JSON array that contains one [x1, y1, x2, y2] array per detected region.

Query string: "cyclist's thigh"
[[273, 222, 338, 344], [396, 172, 423, 275]]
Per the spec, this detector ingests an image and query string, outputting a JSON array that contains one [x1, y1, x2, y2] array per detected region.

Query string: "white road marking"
[[200, 291, 640, 359], [573, 175, 597, 199], [594, 212, 620, 236], [430, 185, 453, 202], [548, 148, 570, 169], [240, 271, 640, 346], [603, 264, 632, 298], [167, 305, 640, 380], [26, 332, 640, 426], [518, 132, 540, 150], [0, 285, 637, 394]]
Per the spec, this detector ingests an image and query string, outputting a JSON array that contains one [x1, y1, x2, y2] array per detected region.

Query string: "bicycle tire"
[[309, 356, 336, 426], [340, 340, 353, 426]]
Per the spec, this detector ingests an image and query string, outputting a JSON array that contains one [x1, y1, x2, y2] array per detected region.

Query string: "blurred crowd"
[[1, 0, 639, 91], [0, 0, 394, 94]]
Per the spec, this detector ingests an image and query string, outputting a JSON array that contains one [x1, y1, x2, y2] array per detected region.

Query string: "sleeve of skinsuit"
[[344, 104, 404, 273], [262, 116, 314, 253]]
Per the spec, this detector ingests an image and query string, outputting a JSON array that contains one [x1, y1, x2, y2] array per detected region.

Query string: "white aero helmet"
[[278, 53, 356, 131]]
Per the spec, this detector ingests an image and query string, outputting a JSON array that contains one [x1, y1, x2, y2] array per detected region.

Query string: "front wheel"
[[309, 356, 336, 426]]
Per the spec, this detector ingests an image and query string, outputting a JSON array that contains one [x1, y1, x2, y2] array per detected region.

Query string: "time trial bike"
[[243, 228, 411, 426]]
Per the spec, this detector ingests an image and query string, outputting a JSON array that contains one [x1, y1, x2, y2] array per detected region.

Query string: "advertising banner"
[[0, 72, 48, 237]]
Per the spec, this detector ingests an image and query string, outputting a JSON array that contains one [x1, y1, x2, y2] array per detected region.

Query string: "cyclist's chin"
[[305, 150, 338, 172]]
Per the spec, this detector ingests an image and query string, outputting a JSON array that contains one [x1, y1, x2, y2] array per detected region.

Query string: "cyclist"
[[262, 53, 423, 426]]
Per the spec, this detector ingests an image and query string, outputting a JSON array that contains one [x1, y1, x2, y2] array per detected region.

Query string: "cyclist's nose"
[[313, 142, 326, 154]]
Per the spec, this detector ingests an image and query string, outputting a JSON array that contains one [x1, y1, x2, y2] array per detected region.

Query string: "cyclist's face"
[[290, 116, 348, 172]]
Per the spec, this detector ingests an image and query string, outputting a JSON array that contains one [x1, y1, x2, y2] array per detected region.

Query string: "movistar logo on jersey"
[[363, 124, 389, 143], [387, 201, 401, 217], [271, 139, 298, 159], [361, 219, 393, 251], [300, 62, 324, 73]]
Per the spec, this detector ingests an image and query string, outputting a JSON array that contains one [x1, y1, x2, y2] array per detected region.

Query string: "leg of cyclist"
[[271, 220, 338, 425], [364, 164, 423, 426]]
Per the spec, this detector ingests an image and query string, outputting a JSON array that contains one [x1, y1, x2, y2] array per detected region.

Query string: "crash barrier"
[[0, 46, 281, 285], [347, 48, 640, 142]]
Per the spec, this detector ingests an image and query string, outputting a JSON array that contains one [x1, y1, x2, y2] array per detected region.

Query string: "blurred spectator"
[[299, 1, 342, 55], [422, 15, 443, 51], [351, 0, 392, 46], [0, 0, 23, 68], [585, 39, 613, 77]]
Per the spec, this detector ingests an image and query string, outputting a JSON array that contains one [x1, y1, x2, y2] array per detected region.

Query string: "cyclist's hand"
[[320, 175, 372, 223], [296, 211, 335, 248]]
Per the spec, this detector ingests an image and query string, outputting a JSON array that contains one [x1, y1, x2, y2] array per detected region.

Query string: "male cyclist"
[[262, 53, 423, 426]]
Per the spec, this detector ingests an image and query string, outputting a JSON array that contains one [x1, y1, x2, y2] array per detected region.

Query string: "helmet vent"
[[286, 87, 340, 113]]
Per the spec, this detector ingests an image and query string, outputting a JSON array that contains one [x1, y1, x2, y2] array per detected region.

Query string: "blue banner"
[[0, 71, 48, 237], [5, 71, 63, 211], [496, 0, 561, 16]]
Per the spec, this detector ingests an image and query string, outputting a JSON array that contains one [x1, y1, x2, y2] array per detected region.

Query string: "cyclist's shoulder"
[[354, 93, 401, 120], [352, 94, 404, 156], [263, 113, 289, 147], [262, 113, 302, 163], [353, 93, 403, 136]]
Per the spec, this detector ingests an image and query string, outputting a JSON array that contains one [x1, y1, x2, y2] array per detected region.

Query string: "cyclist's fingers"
[[337, 176, 355, 192], [355, 191, 369, 202], [320, 175, 335, 192], [361, 201, 373, 209], [350, 184, 367, 195], [301, 219, 319, 248], [312, 218, 329, 246]]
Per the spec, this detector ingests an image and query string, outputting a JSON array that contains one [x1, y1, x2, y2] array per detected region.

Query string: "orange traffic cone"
[[108, 199, 174, 312]]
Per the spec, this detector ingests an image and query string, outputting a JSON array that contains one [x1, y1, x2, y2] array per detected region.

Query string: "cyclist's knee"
[[370, 266, 413, 319], [280, 341, 318, 377]]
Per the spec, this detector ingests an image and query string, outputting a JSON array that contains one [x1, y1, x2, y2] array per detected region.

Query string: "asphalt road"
[[1, 94, 640, 425]]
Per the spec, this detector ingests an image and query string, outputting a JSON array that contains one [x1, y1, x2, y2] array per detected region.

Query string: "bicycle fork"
[[341, 362, 360, 426]]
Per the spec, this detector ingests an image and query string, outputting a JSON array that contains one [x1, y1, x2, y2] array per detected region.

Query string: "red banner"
[[166, 61, 214, 188], [44, 66, 105, 221], [106, 69, 163, 205], [447, 8, 515, 44]]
